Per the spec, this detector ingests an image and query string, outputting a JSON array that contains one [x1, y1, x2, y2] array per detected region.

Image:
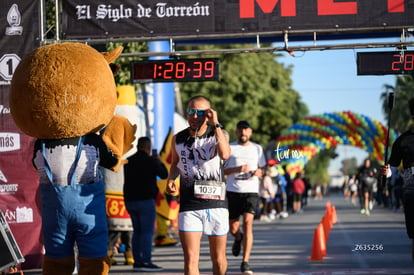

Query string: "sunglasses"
[[187, 108, 207, 116]]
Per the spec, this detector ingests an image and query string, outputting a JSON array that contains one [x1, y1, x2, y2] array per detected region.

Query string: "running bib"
[[194, 180, 226, 200]]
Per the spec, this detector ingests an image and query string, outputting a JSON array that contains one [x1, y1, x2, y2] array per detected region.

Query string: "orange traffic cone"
[[331, 205, 338, 224], [325, 202, 332, 217], [321, 214, 332, 242], [325, 200, 331, 210], [310, 223, 326, 260]]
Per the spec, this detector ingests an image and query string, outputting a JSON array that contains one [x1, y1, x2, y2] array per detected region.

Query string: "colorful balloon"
[[274, 111, 398, 174]]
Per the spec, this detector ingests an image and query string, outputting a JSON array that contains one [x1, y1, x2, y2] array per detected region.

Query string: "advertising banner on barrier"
[[62, 0, 413, 39], [0, 0, 43, 269]]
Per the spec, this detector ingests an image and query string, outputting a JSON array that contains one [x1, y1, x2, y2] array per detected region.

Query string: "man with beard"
[[224, 121, 266, 274], [166, 95, 231, 275]]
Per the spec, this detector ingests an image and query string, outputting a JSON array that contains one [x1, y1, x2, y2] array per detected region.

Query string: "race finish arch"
[[56, 0, 414, 55], [275, 111, 399, 175]]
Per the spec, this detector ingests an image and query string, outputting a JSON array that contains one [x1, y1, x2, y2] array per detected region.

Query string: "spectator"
[[258, 166, 276, 222], [348, 174, 359, 206], [392, 167, 404, 211], [104, 167, 134, 266], [292, 172, 305, 213], [282, 165, 293, 212], [314, 183, 324, 200], [302, 175, 311, 208], [124, 137, 168, 272]]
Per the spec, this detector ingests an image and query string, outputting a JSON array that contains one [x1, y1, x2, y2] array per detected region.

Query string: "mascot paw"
[[102, 115, 137, 171]]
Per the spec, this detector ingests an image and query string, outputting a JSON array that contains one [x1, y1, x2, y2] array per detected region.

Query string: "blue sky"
[[279, 39, 398, 170]]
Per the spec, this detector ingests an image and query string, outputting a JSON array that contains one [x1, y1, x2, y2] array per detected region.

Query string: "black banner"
[[0, 0, 43, 269], [62, 0, 413, 39]]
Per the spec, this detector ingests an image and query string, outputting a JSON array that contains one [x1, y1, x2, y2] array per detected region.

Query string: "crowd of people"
[[342, 158, 404, 216]]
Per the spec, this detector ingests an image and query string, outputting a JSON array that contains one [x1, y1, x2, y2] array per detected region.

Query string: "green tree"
[[304, 148, 336, 187], [340, 157, 358, 176], [380, 75, 414, 134]]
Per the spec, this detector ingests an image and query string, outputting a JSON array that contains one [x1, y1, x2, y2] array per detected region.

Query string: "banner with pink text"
[[0, 0, 43, 269]]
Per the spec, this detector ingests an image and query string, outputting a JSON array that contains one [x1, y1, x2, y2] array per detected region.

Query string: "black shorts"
[[227, 191, 259, 220], [362, 182, 373, 194], [403, 189, 414, 239], [293, 193, 302, 202]]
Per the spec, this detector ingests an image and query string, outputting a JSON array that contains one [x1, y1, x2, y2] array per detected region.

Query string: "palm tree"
[[380, 75, 414, 134]]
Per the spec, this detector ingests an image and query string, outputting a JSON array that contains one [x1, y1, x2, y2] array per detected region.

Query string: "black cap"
[[236, 120, 251, 129]]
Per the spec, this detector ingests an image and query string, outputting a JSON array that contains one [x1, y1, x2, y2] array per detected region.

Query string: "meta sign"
[[357, 51, 414, 75]]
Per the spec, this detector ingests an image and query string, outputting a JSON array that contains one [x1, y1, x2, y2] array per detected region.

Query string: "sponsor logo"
[[0, 169, 7, 183], [0, 169, 19, 194], [3, 206, 33, 224], [0, 54, 21, 83], [5, 4, 23, 35], [275, 142, 304, 162], [0, 183, 18, 194], [0, 132, 20, 152], [75, 3, 211, 21]]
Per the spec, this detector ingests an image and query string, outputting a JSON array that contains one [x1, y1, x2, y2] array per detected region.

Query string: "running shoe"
[[241, 261, 253, 274], [232, 232, 243, 257], [369, 201, 374, 210], [133, 262, 163, 272]]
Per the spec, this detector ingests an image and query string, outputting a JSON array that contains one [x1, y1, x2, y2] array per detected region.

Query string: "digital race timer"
[[131, 58, 219, 82], [357, 51, 414, 75]]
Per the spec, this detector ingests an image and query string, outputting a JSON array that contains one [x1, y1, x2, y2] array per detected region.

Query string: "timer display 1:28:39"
[[132, 59, 219, 82]]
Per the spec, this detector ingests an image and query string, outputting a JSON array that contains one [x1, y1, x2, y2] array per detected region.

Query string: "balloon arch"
[[274, 111, 399, 175]]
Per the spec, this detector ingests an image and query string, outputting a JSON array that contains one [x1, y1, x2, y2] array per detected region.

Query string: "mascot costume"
[[9, 43, 136, 275], [104, 84, 142, 265]]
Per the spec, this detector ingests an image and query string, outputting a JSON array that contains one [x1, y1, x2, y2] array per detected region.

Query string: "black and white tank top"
[[175, 125, 227, 211]]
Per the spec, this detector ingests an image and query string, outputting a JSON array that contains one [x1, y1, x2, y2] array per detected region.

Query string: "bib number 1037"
[[194, 180, 225, 200]]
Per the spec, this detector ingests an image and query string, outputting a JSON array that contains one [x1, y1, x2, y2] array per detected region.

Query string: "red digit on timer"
[[204, 61, 215, 77], [153, 64, 157, 79], [163, 62, 174, 79], [404, 54, 414, 71], [176, 62, 185, 78], [193, 62, 202, 78], [391, 54, 402, 71]]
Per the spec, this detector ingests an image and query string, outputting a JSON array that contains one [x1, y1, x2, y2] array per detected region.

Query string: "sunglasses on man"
[[187, 108, 207, 116]]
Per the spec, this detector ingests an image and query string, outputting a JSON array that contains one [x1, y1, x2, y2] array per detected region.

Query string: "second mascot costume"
[[9, 43, 136, 275]]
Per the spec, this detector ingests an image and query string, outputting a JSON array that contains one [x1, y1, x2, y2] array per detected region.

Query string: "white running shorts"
[[178, 208, 229, 236]]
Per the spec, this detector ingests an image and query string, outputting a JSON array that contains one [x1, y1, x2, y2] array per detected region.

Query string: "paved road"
[[23, 192, 414, 274]]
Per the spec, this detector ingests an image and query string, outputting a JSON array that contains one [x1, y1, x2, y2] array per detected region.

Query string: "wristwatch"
[[214, 123, 224, 129]]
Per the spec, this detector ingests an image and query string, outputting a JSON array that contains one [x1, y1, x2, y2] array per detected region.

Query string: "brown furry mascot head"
[[10, 42, 123, 139], [10, 42, 136, 170]]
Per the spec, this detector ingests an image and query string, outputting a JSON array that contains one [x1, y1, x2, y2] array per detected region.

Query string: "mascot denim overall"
[[39, 136, 110, 275]]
